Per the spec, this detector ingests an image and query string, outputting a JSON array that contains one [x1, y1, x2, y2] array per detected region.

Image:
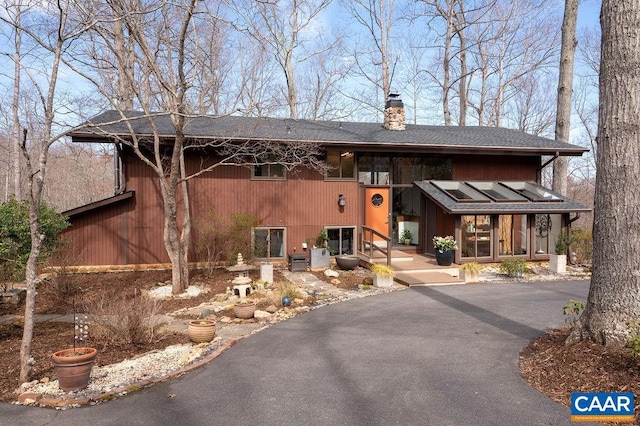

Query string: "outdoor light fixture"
[[338, 194, 346, 207]]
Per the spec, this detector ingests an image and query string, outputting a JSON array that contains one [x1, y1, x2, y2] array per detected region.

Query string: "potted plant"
[[433, 235, 458, 266], [550, 231, 572, 274], [51, 312, 98, 392], [233, 299, 256, 319], [187, 319, 216, 343], [371, 264, 394, 288], [401, 229, 413, 245], [310, 229, 330, 268], [459, 262, 481, 283]]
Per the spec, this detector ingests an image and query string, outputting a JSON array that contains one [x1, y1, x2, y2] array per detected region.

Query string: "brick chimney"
[[384, 93, 405, 131]]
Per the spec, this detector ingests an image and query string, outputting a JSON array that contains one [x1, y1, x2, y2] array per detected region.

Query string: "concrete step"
[[394, 271, 465, 286]]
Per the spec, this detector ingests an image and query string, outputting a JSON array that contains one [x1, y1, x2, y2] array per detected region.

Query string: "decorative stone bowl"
[[335, 255, 360, 270]]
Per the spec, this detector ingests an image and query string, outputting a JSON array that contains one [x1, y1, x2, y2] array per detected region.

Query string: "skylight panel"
[[501, 182, 562, 202], [467, 181, 528, 202], [432, 181, 491, 203]]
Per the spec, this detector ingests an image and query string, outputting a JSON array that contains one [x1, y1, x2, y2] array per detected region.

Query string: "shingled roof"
[[69, 110, 588, 156]]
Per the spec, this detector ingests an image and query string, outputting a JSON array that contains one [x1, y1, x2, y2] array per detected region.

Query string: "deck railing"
[[359, 226, 392, 266]]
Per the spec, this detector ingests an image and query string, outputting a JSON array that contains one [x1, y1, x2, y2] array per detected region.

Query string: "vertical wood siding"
[[452, 155, 540, 181], [63, 151, 545, 266]]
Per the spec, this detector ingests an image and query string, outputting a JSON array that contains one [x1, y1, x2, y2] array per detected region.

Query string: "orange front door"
[[365, 187, 390, 240]]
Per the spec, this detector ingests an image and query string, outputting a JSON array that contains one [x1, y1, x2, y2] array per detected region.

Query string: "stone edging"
[[18, 337, 243, 408]]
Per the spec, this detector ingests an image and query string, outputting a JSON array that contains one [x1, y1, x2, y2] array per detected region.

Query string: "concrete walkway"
[[1, 279, 592, 426]]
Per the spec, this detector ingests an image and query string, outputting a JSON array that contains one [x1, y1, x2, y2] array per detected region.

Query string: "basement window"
[[253, 228, 285, 258]]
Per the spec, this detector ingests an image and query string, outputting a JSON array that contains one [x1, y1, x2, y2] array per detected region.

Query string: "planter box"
[[460, 270, 479, 283], [373, 274, 394, 288], [549, 254, 567, 274], [309, 248, 330, 268]]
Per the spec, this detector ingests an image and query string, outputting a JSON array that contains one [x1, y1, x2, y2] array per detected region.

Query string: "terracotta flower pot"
[[51, 347, 98, 392], [233, 301, 256, 319], [188, 319, 216, 343]]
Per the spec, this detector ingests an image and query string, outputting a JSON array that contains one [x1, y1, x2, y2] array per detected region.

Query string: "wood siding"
[[63, 151, 360, 265], [452, 155, 540, 181], [63, 151, 544, 266]]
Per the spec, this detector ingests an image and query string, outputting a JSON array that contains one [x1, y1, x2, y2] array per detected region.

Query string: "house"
[[63, 97, 589, 267]]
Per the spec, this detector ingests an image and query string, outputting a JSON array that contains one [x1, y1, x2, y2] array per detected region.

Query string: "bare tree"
[[230, 0, 334, 119], [343, 0, 399, 119], [552, 0, 578, 197], [0, 1, 33, 200], [467, 0, 559, 127], [0, 0, 92, 383], [568, 0, 640, 346]]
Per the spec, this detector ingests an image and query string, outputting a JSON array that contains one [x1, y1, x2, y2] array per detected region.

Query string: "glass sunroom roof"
[[432, 180, 562, 203], [416, 180, 588, 215], [431, 181, 491, 203]]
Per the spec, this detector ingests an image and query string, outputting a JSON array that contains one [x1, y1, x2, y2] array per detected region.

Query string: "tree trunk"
[[19, 202, 44, 383], [552, 0, 578, 196], [568, 0, 640, 346]]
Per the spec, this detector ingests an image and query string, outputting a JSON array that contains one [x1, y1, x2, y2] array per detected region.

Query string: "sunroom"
[[416, 180, 591, 263]]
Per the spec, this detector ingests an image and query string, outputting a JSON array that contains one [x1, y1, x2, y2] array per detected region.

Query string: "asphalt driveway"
[[3, 280, 590, 426]]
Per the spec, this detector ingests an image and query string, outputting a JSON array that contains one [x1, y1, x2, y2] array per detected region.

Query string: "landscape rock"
[[254, 310, 272, 320], [324, 269, 340, 278], [265, 304, 278, 313], [218, 316, 233, 324]]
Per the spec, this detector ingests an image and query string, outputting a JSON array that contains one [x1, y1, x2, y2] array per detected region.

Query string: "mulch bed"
[[519, 326, 640, 423]]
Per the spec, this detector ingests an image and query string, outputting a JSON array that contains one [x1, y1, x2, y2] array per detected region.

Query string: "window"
[[253, 158, 285, 179], [254, 228, 285, 258], [393, 156, 452, 184], [358, 155, 390, 184], [326, 151, 355, 179], [461, 215, 492, 258], [498, 215, 528, 256], [534, 214, 562, 254], [326, 227, 355, 255]]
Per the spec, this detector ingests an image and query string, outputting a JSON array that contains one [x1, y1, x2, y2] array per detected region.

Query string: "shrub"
[[555, 231, 573, 255], [562, 299, 584, 324], [570, 227, 593, 265], [460, 262, 481, 274], [370, 264, 394, 276], [273, 281, 301, 302], [194, 210, 261, 275], [499, 258, 528, 277], [84, 290, 164, 346], [0, 199, 69, 281]]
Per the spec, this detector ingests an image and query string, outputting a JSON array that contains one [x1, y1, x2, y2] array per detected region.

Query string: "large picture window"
[[326, 151, 355, 179], [254, 228, 285, 258]]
